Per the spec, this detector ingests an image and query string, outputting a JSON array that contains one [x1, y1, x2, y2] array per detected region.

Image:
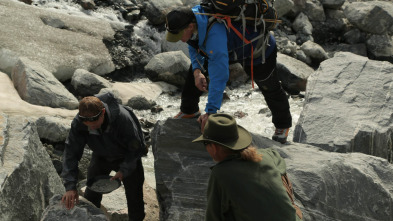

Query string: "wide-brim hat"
[[165, 7, 194, 42], [192, 114, 252, 150]]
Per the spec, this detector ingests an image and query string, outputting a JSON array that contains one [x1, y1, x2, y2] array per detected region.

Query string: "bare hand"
[[111, 171, 123, 181], [61, 190, 79, 210], [194, 69, 208, 92], [197, 113, 210, 133]]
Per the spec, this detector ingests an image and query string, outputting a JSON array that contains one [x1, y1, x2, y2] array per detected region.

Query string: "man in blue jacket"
[[61, 92, 146, 221], [166, 5, 292, 144]]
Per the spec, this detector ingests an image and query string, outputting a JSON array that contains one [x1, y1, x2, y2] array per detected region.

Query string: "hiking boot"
[[272, 128, 289, 144], [173, 111, 201, 119]]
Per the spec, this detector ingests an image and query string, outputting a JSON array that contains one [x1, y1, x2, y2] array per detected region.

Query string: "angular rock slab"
[[294, 52, 393, 162], [152, 118, 214, 221], [0, 0, 115, 81], [277, 53, 314, 93], [12, 57, 78, 110], [0, 114, 65, 221], [153, 118, 393, 221]]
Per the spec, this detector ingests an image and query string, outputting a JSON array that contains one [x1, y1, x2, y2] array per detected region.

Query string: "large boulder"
[[0, 0, 116, 81], [0, 72, 77, 119], [152, 118, 393, 221], [71, 69, 113, 97], [277, 53, 314, 94], [12, 57, 79, 110], [344, 1, 393, 35], [293, 52, 393, 161], [0, 114, 65, 221], [144, 51, 191, 87]]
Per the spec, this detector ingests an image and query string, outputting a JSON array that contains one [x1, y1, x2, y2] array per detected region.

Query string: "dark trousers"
[[180, 47, 292, 129], [84, 155, 145, 221]]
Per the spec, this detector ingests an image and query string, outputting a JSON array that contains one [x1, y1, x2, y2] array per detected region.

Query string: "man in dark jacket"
[[193, 114, 302, 221], [166, 5, 292, 144], [61, 92, 146, 221]]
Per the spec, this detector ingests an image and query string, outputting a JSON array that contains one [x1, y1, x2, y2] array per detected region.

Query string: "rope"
[[216, 15, 255, 88]]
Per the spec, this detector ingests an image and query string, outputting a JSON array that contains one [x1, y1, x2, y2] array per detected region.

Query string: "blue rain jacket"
[[189, 5, 276, 114]]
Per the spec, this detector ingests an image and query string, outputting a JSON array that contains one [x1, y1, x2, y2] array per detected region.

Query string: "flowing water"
[[133, 78, 305, 189]]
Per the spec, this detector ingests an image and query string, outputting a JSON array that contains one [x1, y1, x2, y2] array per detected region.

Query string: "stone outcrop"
[[0, 114, 65, 221], [0, 72, 77, 119], [0, 0, 116, 81], [12, 57, 79, 110], [294, 52, 393, 161], [152, 118, 393, 221]]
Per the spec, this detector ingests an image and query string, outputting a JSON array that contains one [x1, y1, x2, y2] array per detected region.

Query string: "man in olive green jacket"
[[193, 113, 302, 221]]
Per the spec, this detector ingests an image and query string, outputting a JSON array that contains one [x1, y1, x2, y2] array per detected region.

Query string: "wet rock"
[[127, 96, 156, 110]]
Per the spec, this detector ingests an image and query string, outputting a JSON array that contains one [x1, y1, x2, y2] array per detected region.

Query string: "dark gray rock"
[[277, 53, 314, 94], [294, 52, 393, 161], [343, 29, 366, 44], [153, 118, 393, 221], [143, 0, 183, 25], [366, 34, 393, 63], [71, 69, 112, 97], [344, 1, 393, 35], [152, 119, 214, 220], [321, 0, 345, 10], [127, 95, 156, 110]]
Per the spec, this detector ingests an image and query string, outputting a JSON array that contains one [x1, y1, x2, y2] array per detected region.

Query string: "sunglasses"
[[79, 110, 102, 122], [203, 141, 211, 146]]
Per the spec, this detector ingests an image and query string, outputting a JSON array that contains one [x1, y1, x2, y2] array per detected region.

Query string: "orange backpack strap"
[[281, 174, 303, 220], [214, 15, 255, 88]]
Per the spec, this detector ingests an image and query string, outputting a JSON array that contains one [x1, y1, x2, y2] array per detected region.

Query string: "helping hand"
[[197, 113, 210, 133], [61, 190, 79, 210], [111, 171, 123, 181], [194, 69, 208, 92]]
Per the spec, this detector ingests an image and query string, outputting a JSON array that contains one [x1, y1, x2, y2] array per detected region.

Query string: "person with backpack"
[[193, 113, 302, 220], [61, 92, 147, 221], [166, 3, 292, 144]]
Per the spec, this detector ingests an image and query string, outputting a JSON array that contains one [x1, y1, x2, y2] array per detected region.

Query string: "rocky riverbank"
[[0, 0, 392, 220]]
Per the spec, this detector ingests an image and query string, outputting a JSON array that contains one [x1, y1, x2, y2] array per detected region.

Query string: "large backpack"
[[194, 0, 279, 88], [200, 0, 278, 32]]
